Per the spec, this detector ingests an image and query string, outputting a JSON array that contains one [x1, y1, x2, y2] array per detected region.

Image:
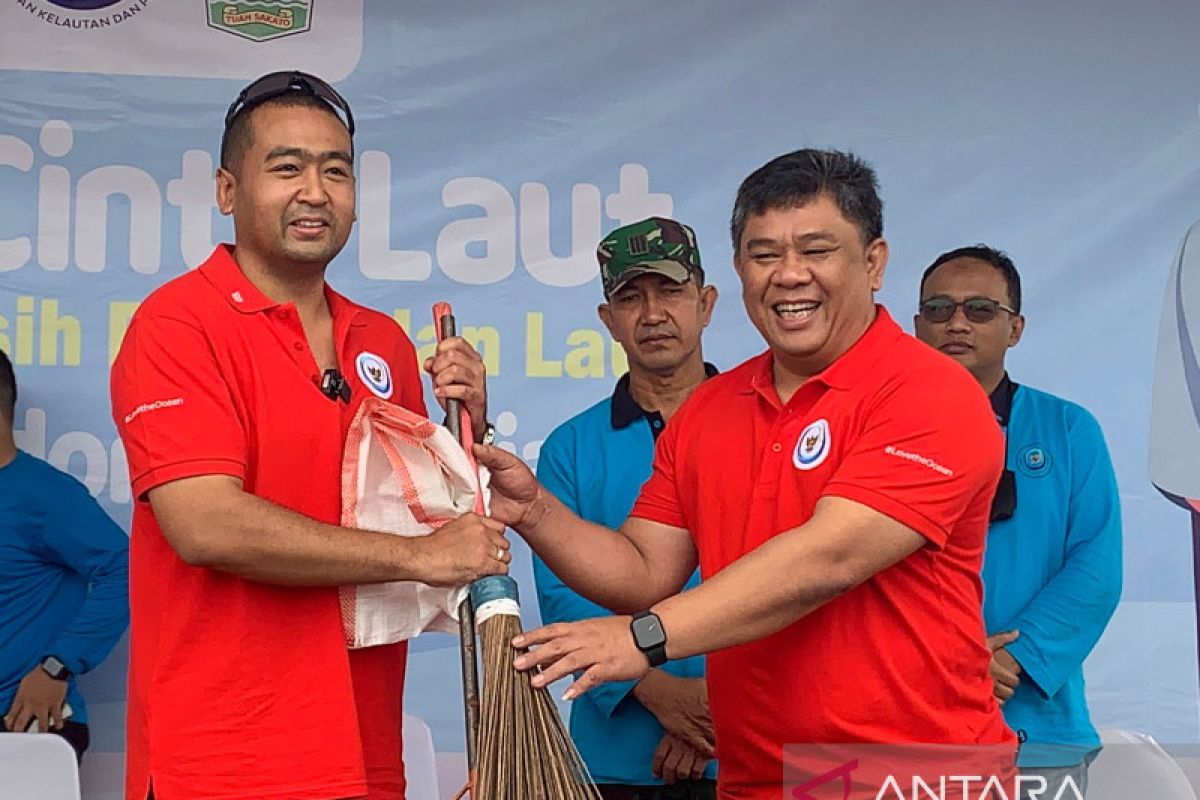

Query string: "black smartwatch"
[[40, 656, 70, 681], [630, 610, 668, 667]]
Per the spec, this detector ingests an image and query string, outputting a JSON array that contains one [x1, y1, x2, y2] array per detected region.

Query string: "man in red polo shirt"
[[477, 149, 1015, 798], [110, 72, 510, 800]]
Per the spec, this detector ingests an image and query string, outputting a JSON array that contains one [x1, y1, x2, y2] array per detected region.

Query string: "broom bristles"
[[432, 302, 599, 797], [476, 613, 602, 799]]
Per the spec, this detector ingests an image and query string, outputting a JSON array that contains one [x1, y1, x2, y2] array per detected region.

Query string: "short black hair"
[[730, 148, 884, 250], [219, 93, 352, 174], [0, 348, 15, 423], [920, 244, 1022, 313]]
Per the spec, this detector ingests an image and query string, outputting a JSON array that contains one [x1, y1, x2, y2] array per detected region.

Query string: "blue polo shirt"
[[0, 451, 130, 726], [533, 368, 718, 785], [983, 378, 1122, 768]]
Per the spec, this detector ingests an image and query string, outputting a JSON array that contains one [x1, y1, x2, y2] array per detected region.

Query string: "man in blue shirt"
[[0, 349, 130, 762], [914, 245, 1122, 797], [534, 217, 719, 799]]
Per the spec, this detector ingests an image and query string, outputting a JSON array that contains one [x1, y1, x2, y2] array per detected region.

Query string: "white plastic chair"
[[0, 732, 81, 800], [1086, 728, 1197, 800], [403, 713, 440, 800]]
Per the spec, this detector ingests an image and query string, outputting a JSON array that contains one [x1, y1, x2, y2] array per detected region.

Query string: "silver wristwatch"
[[40, 655, 70, 681]]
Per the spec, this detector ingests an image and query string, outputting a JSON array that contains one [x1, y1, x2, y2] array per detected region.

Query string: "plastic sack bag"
[[339, 397, 483, 648]]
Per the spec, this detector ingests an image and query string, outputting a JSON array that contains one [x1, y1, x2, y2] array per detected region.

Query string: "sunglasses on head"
[[224, 70, 355, 137], [919, 295, 1016, 324]]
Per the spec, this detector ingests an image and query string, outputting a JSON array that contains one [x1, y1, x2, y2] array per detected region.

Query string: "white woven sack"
[[340, 397, 482, 648]]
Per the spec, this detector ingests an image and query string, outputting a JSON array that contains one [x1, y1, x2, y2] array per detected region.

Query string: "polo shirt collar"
[[325, 285, 368, 328], [611, 362, 719, 430], [747, 305, 903, 399], [200, 244, 365, 327], [988, 373, 1019, 426], [201, 245, 276, 313]]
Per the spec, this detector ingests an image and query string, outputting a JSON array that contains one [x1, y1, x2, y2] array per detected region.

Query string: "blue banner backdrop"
[[2, 1, 1199, 796]]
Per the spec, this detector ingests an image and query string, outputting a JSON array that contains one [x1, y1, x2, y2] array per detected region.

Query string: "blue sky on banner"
[[3, 0, 1200, 772]]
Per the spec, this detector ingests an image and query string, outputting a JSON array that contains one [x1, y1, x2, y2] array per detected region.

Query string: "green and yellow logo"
[[206, 0, 313, 42]]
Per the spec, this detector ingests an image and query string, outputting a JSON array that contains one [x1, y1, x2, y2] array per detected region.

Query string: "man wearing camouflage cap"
[[532, 217, 719, 798]]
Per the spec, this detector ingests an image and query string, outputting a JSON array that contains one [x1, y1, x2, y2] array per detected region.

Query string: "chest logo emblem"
[[794, 418, 831, 471], [356, 351, 394, 400], [1019, 444, 1051, 477]]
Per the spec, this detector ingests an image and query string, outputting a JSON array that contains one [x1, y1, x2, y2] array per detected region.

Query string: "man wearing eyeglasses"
[[110, 72, 507, 800], [914, 244, 1122, 797]]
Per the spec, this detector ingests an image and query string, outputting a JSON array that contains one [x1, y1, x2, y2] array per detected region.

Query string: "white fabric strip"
[[474, 597, 520, 625]]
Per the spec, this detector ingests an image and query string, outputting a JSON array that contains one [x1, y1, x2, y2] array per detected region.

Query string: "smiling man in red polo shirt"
[[110, 72, 510, 800], [477, 149, 1015, 798]]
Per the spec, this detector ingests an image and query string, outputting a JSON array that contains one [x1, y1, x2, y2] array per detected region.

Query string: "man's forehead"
[[628, 272, 686, 287], [743, 200, 853, 239], [264, 146, 353, 162], [247, 104, 352, 151], [742, 227, 841, 248], [925, 257, 1006, 289]]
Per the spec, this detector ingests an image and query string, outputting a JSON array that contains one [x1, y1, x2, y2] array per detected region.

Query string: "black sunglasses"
[[224, 70, 355, 137], [919, 295, 1016, 324]]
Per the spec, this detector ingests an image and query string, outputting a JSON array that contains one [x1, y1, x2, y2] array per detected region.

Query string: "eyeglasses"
[[918, 295, 1016, 324], [223, 70, 355, 137]]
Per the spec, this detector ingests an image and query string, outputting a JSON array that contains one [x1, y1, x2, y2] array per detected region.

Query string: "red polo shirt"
[[631, 307, 1015, 798], [111, 245, 425, 800]]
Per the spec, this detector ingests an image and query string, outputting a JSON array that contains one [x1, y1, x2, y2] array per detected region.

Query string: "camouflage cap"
[[597, 217, 704, 297]]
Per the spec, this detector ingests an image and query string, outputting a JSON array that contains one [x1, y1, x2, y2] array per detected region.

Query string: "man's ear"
[[216, 167, 236, 216], [865, 237, 889, 292], [1008, 314, 1025, 349], [597, 302, 615, 338], [699, 284, 718, 327]]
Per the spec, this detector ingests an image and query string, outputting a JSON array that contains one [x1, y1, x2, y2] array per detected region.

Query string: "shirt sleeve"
[[822, 371, 1004, 548], [1004, 409, 1123, 698], [41, 480, 130, 675], [390, 330, 427, 418], [533, 426, 639, 717], [628, 416, 685, 529], [110, 311, 247, 500]]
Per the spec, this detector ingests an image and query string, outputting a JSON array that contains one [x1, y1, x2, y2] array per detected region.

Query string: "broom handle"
[[434, 304, 482, 783]]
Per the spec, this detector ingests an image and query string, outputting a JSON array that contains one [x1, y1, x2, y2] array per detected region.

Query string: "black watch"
[[40, 656, 70, 681], [630, 610, 668, 667]]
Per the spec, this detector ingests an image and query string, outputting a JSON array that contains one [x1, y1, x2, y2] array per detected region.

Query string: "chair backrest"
[[1088, 728, 1198, 800], [403, 713, 440, 800], [0, 733, 81, 800]]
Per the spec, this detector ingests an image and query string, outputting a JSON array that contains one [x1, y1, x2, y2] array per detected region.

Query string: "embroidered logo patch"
[[355, 351, 393, 400], [794, 419, 831, 471]]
